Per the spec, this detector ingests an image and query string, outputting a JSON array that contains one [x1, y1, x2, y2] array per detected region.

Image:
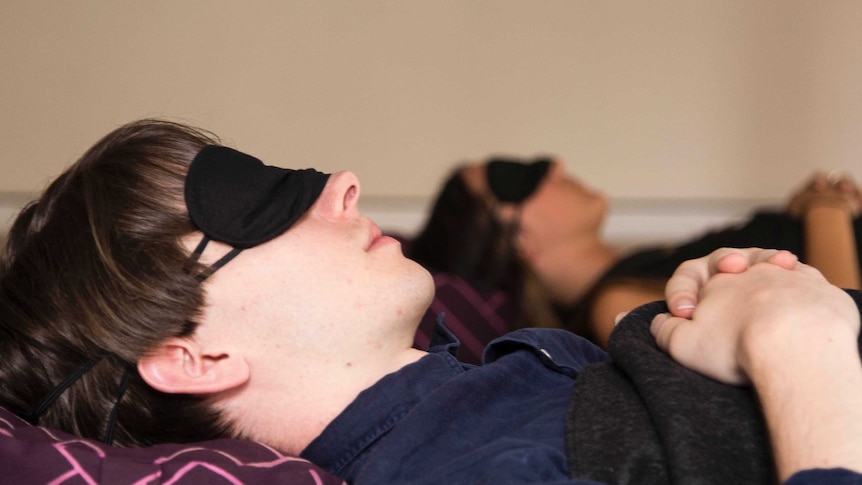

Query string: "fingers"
[[791, 171, 861, 216], [666, 248, 754, 317], [835, 176, 855, 194], [712, 251, 750, 274], [666, 250, 736, 318], [766, 250, 799, 270], [811, 172, 830, 191], [650, 313, 702, 366], [651, 311, 749, 385], [650, 312, 678, 350], [666, 248, 799, 317], [654, 249, 834, 388], [664, 260, 707, 318], [787, 171, 862, 216], [788, 172, 828, 216], [833, 174, 862, 215]]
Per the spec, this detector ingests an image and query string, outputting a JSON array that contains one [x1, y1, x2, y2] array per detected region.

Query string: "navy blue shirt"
[[302, 322, 608, 484], [301, 321, 860, 484]]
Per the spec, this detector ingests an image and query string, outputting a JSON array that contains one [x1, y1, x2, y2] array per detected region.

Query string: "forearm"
[[745, 324, 862, 481], [803, 205, 860, 289]]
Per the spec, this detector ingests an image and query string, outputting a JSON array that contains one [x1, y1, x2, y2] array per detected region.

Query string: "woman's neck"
[[525, 238, 620, 306]]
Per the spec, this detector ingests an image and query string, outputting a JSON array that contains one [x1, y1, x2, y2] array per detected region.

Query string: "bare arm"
[[788, 173, 861, 289], [589, 282, 663, 348], [803, 204, 859, 289]]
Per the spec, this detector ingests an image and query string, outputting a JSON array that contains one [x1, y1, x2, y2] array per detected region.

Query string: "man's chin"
[[405, 263, 435, 316]]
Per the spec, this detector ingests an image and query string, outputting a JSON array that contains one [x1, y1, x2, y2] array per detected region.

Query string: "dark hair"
[[409, 166, 522, 287], [0, 119, 239, 446], [407, 165, 561, 330]]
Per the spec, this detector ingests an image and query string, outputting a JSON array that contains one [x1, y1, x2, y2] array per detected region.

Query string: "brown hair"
[[407, 164, 562, 330], [0, 119, 240, 446]]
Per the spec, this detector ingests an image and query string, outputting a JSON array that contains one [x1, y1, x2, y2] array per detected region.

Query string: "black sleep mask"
[[486, 157, 551, 203], [184, 145, 330, 280]]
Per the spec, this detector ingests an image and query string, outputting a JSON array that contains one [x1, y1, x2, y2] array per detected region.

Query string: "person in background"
[[407, 157, 861, 360]]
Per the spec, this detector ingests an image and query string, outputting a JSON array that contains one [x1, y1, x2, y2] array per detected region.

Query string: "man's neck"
[[226, 345, 427, 455]]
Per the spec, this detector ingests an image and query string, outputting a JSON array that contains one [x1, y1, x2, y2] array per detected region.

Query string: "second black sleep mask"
[[486, 157, 552, 203], [185, 145, 330, 249]]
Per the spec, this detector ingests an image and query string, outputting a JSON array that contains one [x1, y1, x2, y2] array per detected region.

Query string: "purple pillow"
[[414, 272, 517, 365], [0, 405, 345, 484]]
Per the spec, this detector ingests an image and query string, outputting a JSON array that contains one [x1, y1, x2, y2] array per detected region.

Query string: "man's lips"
[[367, 222, 383, 250], [367, 221, 398, 251]]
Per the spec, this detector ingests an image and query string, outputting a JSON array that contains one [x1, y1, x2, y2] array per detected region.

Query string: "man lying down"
[[1, 119, 860, 484]]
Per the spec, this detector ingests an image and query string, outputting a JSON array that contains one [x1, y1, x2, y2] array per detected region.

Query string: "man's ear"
[[137, 338, 250, 395]]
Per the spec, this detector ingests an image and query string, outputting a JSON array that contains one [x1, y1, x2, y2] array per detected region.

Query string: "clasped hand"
[[787, 172, 861, 217], [650, 248, 860, 385]]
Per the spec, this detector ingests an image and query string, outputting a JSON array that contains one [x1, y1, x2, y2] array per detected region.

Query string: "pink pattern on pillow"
[[415, 273, 516, 364], [51, 440, 103, 485], [0, 405, 345, 485], [433, 274, 510, 335]]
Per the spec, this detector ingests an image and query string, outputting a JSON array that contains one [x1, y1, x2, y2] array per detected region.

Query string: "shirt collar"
[[301, 318, 470, 476], [427, 312, 461, 357]]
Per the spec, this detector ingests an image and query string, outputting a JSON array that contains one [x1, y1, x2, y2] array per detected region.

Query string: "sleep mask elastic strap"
[[3, 357, 135, 445], [185, 235, 243, 282], [0, 356, 103, 425], [103, 366, 131, 445]]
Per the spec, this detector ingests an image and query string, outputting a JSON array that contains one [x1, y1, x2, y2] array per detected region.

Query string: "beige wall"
[[2, 1, 861, 236]]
